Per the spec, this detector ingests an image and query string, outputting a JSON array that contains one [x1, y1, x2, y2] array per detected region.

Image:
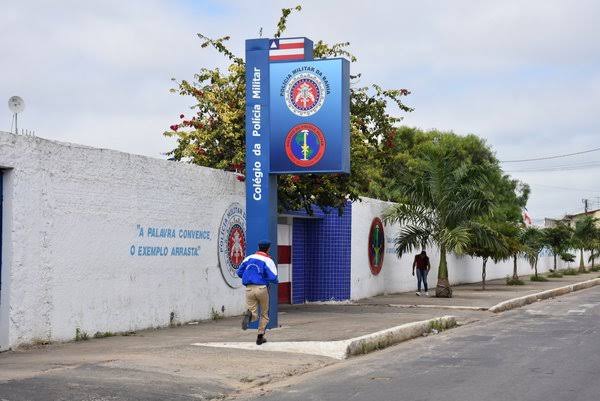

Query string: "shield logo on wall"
[[218, 203, 247, 288], [368, 217, 385, 275]]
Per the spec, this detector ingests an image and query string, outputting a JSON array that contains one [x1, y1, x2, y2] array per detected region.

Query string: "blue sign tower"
[[245, 37, 350, 329]]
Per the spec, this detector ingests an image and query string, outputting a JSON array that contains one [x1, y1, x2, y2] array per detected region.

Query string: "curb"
[[191, 316, 458, 360], [344, 315, 457, 358], [488, 278, 600, 313], [388, 304, 488, 311]]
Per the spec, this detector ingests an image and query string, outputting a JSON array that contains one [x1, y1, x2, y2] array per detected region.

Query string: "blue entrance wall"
[[291, 202, 352, 303]]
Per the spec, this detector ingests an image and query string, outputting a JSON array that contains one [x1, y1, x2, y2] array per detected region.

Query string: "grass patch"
[[547, 271, 563, 278], [429, 318, 457, 333], [75, 328, 89, 341], [31, 338, 51, 346], [562, 268, 579, 276], [506, 276, 525, 285], [530, 275, 549, 282], [589, 266, 600, 272], [210, 308, 224, 320], [93, 331, 116, 339]]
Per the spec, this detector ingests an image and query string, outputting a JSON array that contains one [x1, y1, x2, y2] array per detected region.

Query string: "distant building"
[[544, 209, 600, 228]]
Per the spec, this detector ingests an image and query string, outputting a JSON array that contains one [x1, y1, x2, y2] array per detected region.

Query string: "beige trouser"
[[246, 285, 269, 334]]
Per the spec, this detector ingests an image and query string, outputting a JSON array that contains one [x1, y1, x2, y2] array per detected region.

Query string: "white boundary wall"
[[351, 197, 576, 300], [0, 133, 588, 348], [0, 132, 245, 349]]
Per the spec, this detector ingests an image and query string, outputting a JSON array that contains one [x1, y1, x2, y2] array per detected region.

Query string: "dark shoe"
[[256, 334, 267, 345], [241, 310, 252, 331]]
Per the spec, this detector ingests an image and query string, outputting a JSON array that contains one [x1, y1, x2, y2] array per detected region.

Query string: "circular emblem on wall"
[[368, 217, 385, 275], [218, 202, 247, 288], [285, 72, 326, 117], [285, 123, 326, 167]]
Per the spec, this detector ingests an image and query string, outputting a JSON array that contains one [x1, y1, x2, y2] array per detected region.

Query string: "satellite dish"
[[8, 96, 25, 113]]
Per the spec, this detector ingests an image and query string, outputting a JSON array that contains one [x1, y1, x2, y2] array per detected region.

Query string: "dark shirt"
[[414, 254, 429, 270]]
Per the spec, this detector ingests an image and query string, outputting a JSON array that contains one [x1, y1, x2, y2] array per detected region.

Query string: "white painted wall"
[[0, 132, 591, 349], [0, 132, 245, 349], [350, 197, 565, 300]]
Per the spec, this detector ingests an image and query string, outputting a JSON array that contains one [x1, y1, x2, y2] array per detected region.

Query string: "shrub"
[[506, 276, 525, 285], [547, 271, 563, 278], [562, 268, 579, 276], [75, 328, 89, 341], [93, 331, 116, 339], [210, 308, 224, 320], [530, 275, 549, 282]]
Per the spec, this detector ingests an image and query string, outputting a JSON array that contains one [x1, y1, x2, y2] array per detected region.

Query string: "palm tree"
[[542, 223, 573, 271], [384, 156, 495, 298], [521, 226, 545, 278], [572, 216, 598, 272], [588, 230, 600, 270], [464, 223, 508, 290], [504, 223, 525, 280]]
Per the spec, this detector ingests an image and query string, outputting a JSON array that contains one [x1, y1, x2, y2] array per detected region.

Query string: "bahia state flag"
[[269, 38, 305, 61]]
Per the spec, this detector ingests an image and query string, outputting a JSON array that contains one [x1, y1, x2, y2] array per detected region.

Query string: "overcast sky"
[[2, 1, 600, 221]]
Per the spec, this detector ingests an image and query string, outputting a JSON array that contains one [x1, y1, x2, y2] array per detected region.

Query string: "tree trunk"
[[553, 253, 557, 271], [482, 257, 488, 290], [435, 245, 452, 298], [579, 248, 585, 272], [512, 254, 518, 279], [592, 253, 595, 269], [534, 258, 538, 278]]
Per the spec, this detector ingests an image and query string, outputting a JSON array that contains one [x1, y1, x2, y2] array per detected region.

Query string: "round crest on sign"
[[218, 202, 247, 288], [284, 123, 326, 167], [368, 217, 385, 275], [284, 72, 326, 117]]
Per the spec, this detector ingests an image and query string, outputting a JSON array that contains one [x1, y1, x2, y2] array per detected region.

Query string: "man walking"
[[237, 240, 278, 345], [412, 250, 431, 296]]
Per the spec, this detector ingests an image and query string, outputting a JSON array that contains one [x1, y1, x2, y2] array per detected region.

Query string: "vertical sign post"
[[244, 36, 348, 330], [245, 39, 279, 329]]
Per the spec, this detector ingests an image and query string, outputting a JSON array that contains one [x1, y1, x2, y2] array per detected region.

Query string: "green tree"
[[588, 229, 600, 270], [464, 172, 529, 283], [464, 222, 508, 290], [383, 136, 498, 297], [487, 173, 529, 280], [163, 6, 412, 214], [542, 223, 573, 271], [521, 226, 545, 278], [572, 216, 597, 272]]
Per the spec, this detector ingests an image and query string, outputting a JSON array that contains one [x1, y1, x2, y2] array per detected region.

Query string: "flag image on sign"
[[269, 38, 306, 61]]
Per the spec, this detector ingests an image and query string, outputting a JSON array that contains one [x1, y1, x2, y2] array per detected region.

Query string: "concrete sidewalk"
[[1, 272, 598, 400], [357, 271, 600, 309]]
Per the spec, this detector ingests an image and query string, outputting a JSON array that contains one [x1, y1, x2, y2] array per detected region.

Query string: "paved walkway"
[[1, 272, 598, 400], [357, 272, 600, 309]]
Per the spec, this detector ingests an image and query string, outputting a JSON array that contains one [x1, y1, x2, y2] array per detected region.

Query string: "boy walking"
[[236, 240, 278, 345]]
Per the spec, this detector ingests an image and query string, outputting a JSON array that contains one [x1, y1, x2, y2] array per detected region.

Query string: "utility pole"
[[582, 198, 589, 213]]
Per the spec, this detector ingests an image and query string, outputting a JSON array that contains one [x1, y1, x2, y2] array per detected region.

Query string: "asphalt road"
[[251, 287, 600, 401], [1, 287, 598, 401]]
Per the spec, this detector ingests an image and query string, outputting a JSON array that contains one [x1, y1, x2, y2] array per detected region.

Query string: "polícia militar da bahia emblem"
[[368, 217, 385, 275], [218, 202, 247, 288], [285, 123, 326, 167], [285, 71, 326, 117]]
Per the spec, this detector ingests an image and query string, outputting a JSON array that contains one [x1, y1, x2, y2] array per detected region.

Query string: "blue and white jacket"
[[236, 251, 278, 286]]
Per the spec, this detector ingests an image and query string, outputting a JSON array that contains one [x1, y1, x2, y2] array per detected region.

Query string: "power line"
[[528, 183, 600, 192], [500, 146, 600, 163], [505, 161, 600, 173]]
